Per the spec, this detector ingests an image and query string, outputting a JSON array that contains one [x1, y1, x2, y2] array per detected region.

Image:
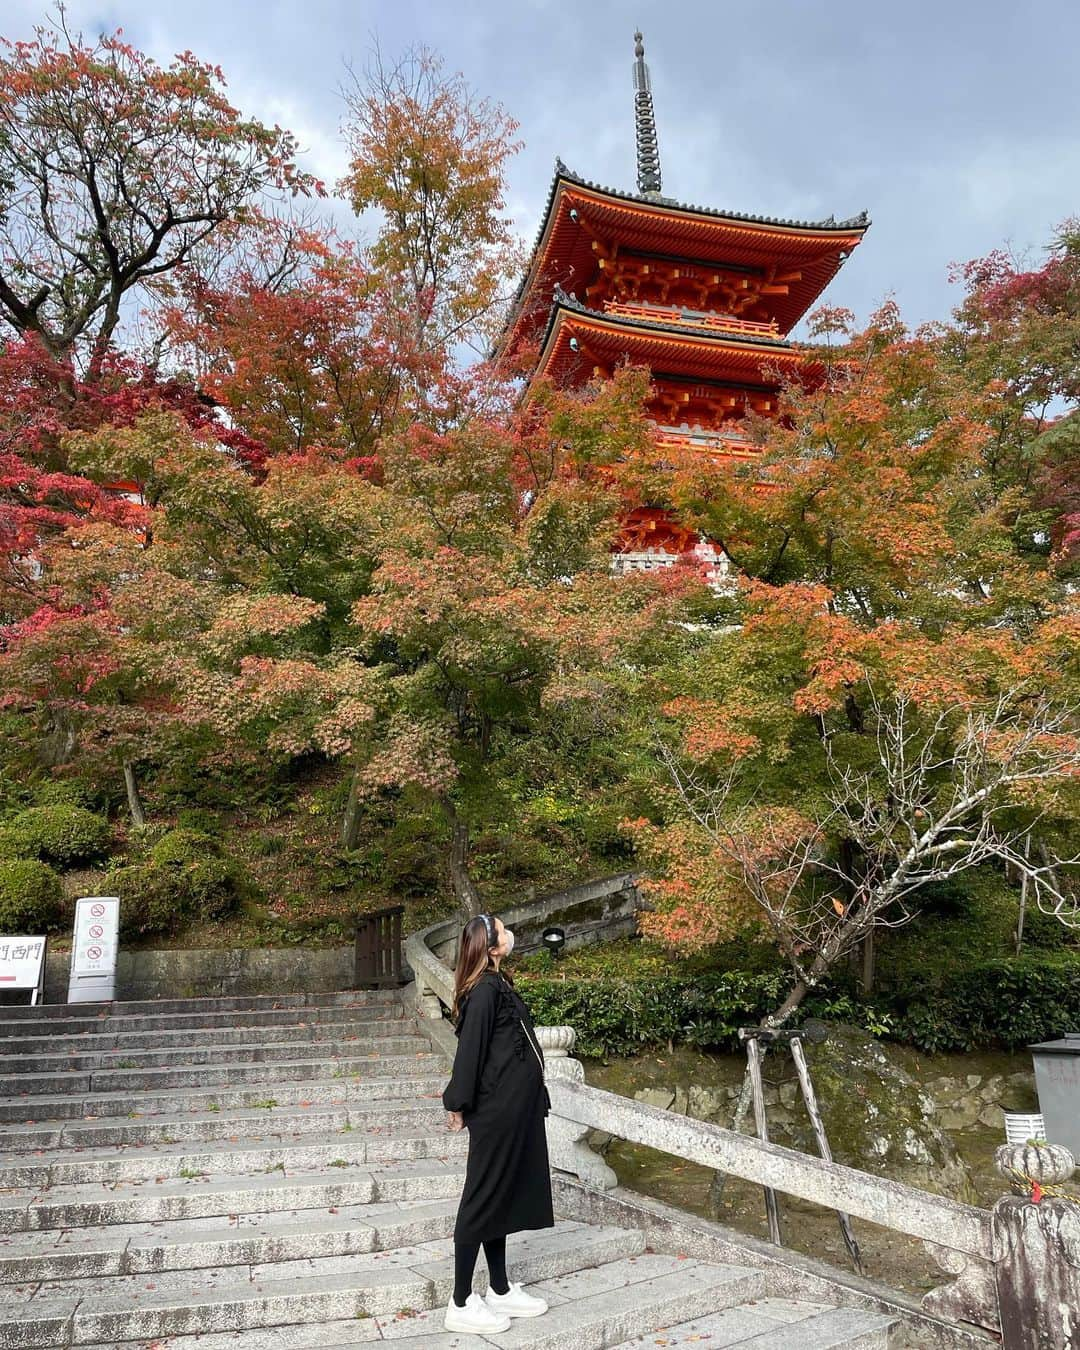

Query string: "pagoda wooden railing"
[[602, 300, 781, 339], [653, 428, 761, 460]]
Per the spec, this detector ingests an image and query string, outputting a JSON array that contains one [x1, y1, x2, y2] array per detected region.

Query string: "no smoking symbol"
[[89, 924, 104, 938], [87, 945, 102, 960], [90, 903, 106, 918]]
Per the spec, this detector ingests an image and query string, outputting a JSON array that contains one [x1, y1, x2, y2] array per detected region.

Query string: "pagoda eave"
[[532, 303, 823, 389], [500, 169, 868, 357]]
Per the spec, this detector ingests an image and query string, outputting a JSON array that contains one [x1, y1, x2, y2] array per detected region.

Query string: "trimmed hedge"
[[516, 970, 786, 1057], [149, 829, 219, 869], [108, 863, 180, 938], [109, 831, 249, 938], [889, 956, 1080, 1052], [0, 859, 64, 932], [515, 953, 1080, 1057], [0, 805, 111, 867]]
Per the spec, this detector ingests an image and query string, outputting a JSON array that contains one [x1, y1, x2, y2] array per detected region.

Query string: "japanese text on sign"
[[0, 936, 47, 990]]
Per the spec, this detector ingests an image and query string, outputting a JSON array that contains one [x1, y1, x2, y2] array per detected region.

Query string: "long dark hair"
[[452, 912, 514, 1020]]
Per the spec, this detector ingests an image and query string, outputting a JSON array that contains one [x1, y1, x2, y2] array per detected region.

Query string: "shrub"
[[174, 807, 222, 835], [1, 805, 111, 868], [888, 955, 1080, 1052], [186, 857, 245, 922], [149, 829, 220, 868], [109, 836, 250, 938], [516, 969, 787, 1057], [109, 862, 185, 939], [0, 859, 64, 932], [0, 825, 29, 861], [32, 779, 96, 810]]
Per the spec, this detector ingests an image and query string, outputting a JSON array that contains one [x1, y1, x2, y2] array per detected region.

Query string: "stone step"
[[0, 1095, 446, 1152], [607, 1299, 896, 1348], [0, 1072, 447, 1124], [0, 1157, 464, 1234], [6, 1223, 655, 1347], [0, 1122, 467, 1189], [0, 1050, 442, 1100], [0, 1003, 403, 1041], [0, 1033, 428, 1074], [0, 1197, 462, 1283], [0, 991, 402, 1025], [0, 1016, 413, 1056]]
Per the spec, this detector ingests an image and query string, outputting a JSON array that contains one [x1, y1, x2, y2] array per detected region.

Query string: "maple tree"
[[634, 581, 1080, 1021], [339, 44, 522, 358], [0, 516, 213, 822], [621, 230, 1080, 1022], [162, 224, 422, 464], [344, 372, 713, 910], [0, 13, 320, 372]]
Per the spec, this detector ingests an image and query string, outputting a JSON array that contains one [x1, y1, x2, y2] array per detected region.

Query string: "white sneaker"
[[444, 1291, 512, 1334], [485, 1281, 549, 1318]]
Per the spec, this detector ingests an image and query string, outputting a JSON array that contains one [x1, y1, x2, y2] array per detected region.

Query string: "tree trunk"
[[1015, 833, 1032, 955], [122, 760, 146, 829], [340, 766, 364, 850], [860, 928, 875, 994], [440, 796, 483, 917], [40, 713, 78, 768]]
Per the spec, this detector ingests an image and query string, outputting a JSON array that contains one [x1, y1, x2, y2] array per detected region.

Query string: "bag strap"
[[519, 1016, 545, 1073]]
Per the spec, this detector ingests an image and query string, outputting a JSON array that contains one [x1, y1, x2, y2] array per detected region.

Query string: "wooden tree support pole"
[[790, 1036, 863, 1274], [745, 1037, 783, 1246]]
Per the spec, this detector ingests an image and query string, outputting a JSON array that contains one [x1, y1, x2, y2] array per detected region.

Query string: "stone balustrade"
[[406, 895, 1080, 1349]]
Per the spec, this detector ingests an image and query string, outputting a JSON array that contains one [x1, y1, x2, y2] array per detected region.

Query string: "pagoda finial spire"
[[632, 30, 663, 199]]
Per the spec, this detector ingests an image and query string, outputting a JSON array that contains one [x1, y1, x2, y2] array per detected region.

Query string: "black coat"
[[442, 969, 555, 1243]]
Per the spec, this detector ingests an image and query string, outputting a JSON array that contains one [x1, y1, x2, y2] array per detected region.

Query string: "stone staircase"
[[0, 992, 896, 1348]]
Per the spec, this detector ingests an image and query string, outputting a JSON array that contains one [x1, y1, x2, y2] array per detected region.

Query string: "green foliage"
[[109, 862, 180, 938], [109, 834, 252, 937], [0, 805, 111, 867], [30, 779, 98, 810], [149, 829, 219, 869], [888, 955, 1080, 1052], [0, 859, 64, 932], [174, 807, 222, 835], [516, 969, 786, 1057]]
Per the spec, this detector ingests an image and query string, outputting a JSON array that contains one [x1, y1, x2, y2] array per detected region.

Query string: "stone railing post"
[[535, 1026, 617, 1191], [991, 1195, 1080, 1348], [924, 1141, 1080, 1345], [413, 968, 443, 1020], [991, 1141, 1080, 1349]]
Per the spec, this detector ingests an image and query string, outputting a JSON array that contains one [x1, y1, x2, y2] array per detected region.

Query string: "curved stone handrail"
[[404, 914, 455, 1014], [550, 1079, 992, 1259], [404, 872, 639, 1021], [403, 890, 1045, 1341]]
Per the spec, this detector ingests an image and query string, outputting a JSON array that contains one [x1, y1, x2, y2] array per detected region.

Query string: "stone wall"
[[613, 1056, 1037, 1144], [31, 872, 642, 1005], [40, 946, 356, 1003], [923, 1070, 1038, 1133], [596, 1030, 1038, 1202]]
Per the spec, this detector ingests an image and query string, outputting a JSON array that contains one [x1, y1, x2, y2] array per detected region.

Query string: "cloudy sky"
[[7, 0, 1079, 333]]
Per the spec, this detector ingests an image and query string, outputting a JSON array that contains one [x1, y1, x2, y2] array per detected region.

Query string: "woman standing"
[[442, 911, 554, 1334]]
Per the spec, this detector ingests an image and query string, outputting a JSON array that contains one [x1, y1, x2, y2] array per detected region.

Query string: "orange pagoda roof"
[[500, 162, 869, 364], [534, 286, 825, 389]]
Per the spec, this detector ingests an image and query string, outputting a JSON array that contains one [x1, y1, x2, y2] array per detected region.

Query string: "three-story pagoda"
[[497, 33, 869, 574]]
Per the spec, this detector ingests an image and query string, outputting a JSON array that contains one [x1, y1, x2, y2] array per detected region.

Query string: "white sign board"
[[0, 936, 48, 1004], [68, 896, 120, 1003]]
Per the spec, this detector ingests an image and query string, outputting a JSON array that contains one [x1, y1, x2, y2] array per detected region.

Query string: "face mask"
[[503, 928, 515, 955]]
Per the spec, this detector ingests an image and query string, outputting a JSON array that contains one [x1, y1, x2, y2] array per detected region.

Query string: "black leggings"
[[453, 1235, 509, 1306]]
